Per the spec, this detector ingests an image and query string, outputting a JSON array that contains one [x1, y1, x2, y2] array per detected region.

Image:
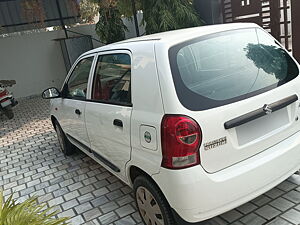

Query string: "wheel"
[[4, 106, 14, 119], [134, 176, 175, 225], [54, 121, 75, 156]]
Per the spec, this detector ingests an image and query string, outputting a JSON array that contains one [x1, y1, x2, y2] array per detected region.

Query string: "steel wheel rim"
[[136, 186, 164, 225], [56, 127, 64, 152]]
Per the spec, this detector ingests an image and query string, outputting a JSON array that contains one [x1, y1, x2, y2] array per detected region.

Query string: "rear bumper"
[[152, 131, 300, 223]]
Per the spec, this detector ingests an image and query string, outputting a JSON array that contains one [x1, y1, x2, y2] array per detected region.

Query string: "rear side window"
[[92, 53, 131, 105], [169, 28, 299, 111]]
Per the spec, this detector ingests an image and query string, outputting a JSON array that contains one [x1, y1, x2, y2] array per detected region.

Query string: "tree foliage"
[[88, 0, 202, 44], [245, 43, 290, 80], [79, 0, 99, 24], [0, 191, 69, 225], [88, 0, 127, 44], [21, 0, 46, 27], [140, 0, 202, 34]]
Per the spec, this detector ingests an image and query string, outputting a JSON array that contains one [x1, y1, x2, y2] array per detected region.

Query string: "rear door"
[[59, 56, 95, 147], [85, 51, 132, 179], [169, 28, 300, 173]]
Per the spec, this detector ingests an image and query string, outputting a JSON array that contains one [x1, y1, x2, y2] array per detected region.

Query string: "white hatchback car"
[[43, 23, 300, 225]]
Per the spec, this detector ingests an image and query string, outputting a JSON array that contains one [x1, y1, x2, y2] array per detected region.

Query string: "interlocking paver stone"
[[91, 195, 109, 207], [277, 181, 298, 192], [58, 209, 76, 218], [266, 188, 285, 199], [83, 208, 102, 221], [255, 205, 281, 220], [77, 193, 94, 204], [220, 209, 243, 223], [98, 211, 119, 225], [281, 209, 300, 224], [266, 217, 293, 225], [270, 197, 295, 212], [115, 204, 136, 218], [283, 190, 300, 204], [75, 202, 94, 214], [62, 198, 79, 210], [1, 96, 300, 225], [100, 201, 119, 214], [64, 190, 80, 201], [252, 195, 272, 206], [236, 202, 258, 214], [114, 215, 136, 225], [240, 213, 267, 225], [48, 196, 64, 207]]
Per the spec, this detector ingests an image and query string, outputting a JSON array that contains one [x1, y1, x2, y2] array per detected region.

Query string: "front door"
[[59, 56, 94, 147], [85, 51, 132, 180]]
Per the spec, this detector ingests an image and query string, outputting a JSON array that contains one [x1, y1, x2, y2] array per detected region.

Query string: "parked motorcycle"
[[0, 80, 18, 119]]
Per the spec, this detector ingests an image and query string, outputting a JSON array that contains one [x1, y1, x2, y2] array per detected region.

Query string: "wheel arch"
[[129, 165, 177, 224], [129, 166, 161, 190]]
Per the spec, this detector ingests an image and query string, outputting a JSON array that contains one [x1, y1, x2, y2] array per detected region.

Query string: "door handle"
[[113, 119, 123, 127], [75, 109, 81, 115]]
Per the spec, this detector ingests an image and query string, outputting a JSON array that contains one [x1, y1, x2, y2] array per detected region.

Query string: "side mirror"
[[42, 87, 61, 99]]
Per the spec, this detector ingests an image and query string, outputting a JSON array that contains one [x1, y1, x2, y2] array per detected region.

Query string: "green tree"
[[89, 0, 202, 44], [140, 0, 202, 34], [245, 43, 289, 80], [88, 0, 127, 44], [79, 0, 99, 24]]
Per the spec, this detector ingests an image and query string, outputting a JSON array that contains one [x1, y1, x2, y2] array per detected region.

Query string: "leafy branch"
[[0, 191, 69, 225]]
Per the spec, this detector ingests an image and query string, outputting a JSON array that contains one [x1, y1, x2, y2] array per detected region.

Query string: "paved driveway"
[[1, 97, 300, 225]]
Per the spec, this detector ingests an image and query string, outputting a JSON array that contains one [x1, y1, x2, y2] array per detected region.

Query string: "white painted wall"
[[0, 25, 101, 98], [0, 29, 66, 98]]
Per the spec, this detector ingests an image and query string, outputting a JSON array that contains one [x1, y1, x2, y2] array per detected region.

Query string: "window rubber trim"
[[60, 97, 133, 107]]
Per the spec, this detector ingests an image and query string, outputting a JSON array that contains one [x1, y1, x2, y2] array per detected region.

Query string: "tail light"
[[0, 89, 8, 98], [161, 115, 202, 169]]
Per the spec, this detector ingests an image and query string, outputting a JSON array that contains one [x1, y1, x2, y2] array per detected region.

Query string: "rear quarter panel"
[[125, 41, 165, 183]]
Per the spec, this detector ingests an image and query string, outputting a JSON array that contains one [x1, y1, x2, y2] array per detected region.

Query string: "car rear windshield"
[[169, 28, 299, 111]]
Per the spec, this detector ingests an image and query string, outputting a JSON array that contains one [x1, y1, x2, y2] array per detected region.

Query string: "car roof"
[[82, 23, 259, 56]]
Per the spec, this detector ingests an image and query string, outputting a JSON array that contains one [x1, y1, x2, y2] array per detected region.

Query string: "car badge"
[[144, 131, 151, 143], [204, 137, 227, 150], [263, 104, 272, 115]]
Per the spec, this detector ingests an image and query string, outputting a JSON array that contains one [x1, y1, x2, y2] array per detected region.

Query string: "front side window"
[[92, 53, 131, 105], [169, 28, 299, 110], [66, 57, 94, 99]]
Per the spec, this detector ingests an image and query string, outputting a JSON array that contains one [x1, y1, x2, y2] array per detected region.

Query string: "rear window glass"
[[169, 28, 299, 111]]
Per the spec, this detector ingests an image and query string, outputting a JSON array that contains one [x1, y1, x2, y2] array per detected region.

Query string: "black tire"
[[4, 106, 14, 119], [133, 176, 176, 225], [54, 121, 75, 156]]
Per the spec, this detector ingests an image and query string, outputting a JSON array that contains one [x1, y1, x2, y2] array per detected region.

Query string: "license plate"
[[236, 107, 289, 145], [1, 99, 11, 108]]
